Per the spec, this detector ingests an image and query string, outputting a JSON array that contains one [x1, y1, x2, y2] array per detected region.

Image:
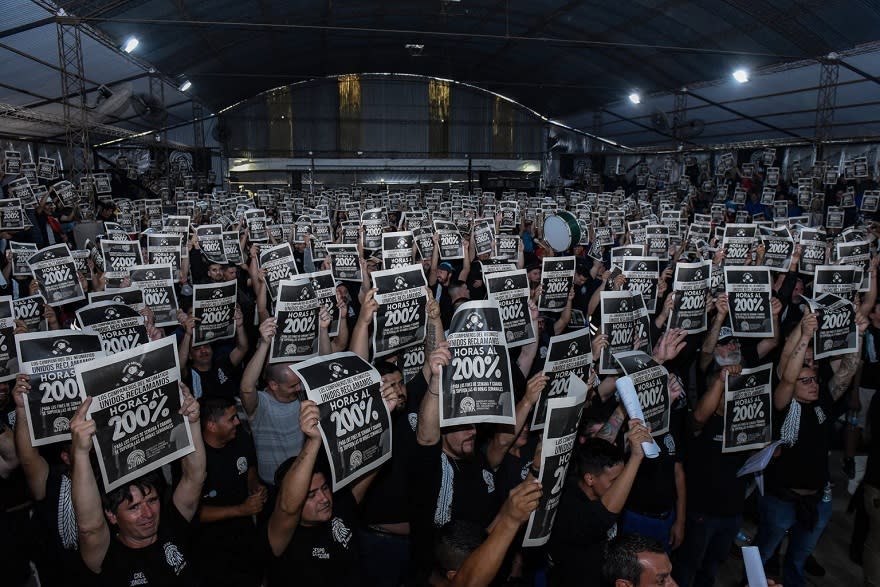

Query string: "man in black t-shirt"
[[197, 396, 265, 586], [548, 432, 650, 587], [69, 386, 205, 586], [179, 307, 248, 400], [266, 395, 399, 587]]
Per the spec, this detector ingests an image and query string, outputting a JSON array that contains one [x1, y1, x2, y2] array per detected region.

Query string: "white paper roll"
[[615, 375, 660, 459]]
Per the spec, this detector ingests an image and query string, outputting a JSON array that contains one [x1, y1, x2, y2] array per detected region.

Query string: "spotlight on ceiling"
[[732, 69, 750, 83], [628, 92, 641, 105], [122, 37, 139, 53], [179, 80, 192, 92]]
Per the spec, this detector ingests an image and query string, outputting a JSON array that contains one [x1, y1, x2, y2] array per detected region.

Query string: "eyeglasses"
[[797, 375, 819, 384]]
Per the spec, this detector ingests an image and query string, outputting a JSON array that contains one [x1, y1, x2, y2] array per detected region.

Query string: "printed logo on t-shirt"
[[217, 368, 228, 384], [312, 547, 330, 559], [482, 469, 496, 493], [129, 571, 148, 586], [607, 523, 618, 540], [7, 410, 15, 428], [663, 434, 676, 456], [331, 517, 353, 549], [519, 462, 530, 481], [408, 412, 418, 431], [236, 456, 248, 475], [163, 542, 187, 575]]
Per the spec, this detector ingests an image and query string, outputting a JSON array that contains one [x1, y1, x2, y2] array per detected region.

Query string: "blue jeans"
[[673, 511, 741, 587], [620, 509, 676, 552], [754, 492, 833, 587]]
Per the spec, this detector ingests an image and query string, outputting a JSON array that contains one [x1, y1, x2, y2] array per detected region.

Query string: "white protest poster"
[[725, 267, 774, 338], [723, 363, 773, 453], [538, 256, 575, 312], [668, 260, 711, 334], [371, 265, 427, 358], [196, 224, 226, 264], [292, 352, 392, 491], [723, 224, 758, 266], [28, 244, 85, 306], [129, 264, 180, 328], [270, 277, 320, 363], [522, 375, 587, 547], [12, 294, 45, 333], [485, 269, 536, 348], [192, 280, 237, 346], [147, 233, 182, 272], [9, 241, 38, 277], [326, 244, 362, 282], [599, 291, 637, 375], [78, 337, 193, 492], [77, 301, 149, 355], [759, 226, 794, 272], [807, 294, 859, 360], [259, 242, 298, 301], [440, 300, 514, 427], [614, 350, 670, 437], [531, 328, 591, 431], [381, 231, 415, 270], [16, 331, 104, 446], [623, 256, 660, 314]]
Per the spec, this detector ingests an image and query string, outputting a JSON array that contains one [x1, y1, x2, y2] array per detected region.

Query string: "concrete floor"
[[715, 450, 866, 587]]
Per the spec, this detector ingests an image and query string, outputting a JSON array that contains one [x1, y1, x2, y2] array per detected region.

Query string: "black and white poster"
[[12, 294, 45, 332], [531, 328, 591, 430], [440, 300, 514, 426], [614, 350, 670, 437], [623, 256, 660, 314], [668, 260, 711, 334], [3, 150, 21, 175], [101, 239, 142, 280], [813, 265, 860, 297], [836, 241, 871, 292], [270, 277, 320, 363], [522, 376, 587, 548], [9, 241, 38, 277], [305, 269, 341, 338], [245, 208, 268, 242], [807, 294, 859, 360], [435, 220, 464, 260], [371, 265, 428, 358], [0, 198, 25, 231], [361, 208, 386, 251], [260, 242, 298, 301], [723, 224, 758, 266], [147, 233, 183, 272], [473, 220, 494, 257], [646, 225, 670, 261], [723, 363, 773, 453], [192, 280, 237, 346], [538, 256, 575, 312], [28, 244, 85, 306], [71, 250, 91, 281], [222, 231, 243, 265], [37, 156, 56, 180], [78, 337, 193, 492], [861, 192, 879, 213], [88, 286, 145, 311], [599, 291, 638, 375], [725, 267, 773, 338], [0, 296, 15, 383], [610, 245, 646, 270], [326, 244, 362, 282], [16, 331, 104, 446], [495, 234, 519, 260], [130, 264, 179, 328], [77, 301, 149, 355], [413, 226, 435, 260], [798, 228, 827, 275], [197, 224, 226, 264], [292, 352, 392, 491], [485, 269, 536, 348], [760, 226, 794, 272], [381, 231, 415, 270]]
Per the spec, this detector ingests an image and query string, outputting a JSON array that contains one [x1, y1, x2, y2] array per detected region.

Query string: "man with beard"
[[699, 293, 781, 376]]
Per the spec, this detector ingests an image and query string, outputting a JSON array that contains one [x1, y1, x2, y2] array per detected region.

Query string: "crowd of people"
[[0, 156, 878, 587]]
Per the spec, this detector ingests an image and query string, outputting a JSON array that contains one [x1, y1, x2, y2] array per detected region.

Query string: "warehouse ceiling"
[[4, 0, 880, 149]]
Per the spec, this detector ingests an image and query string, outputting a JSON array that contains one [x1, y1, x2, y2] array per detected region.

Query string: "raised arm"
[[178, 311, 195, 368], [228, 306, 249, 367], [775, 311, 816, 410], [349, 288, 378, 361], [240, 317, 275, 418], [172, 386, 206, 522], [329, 296, 350, 353], [693, 365, 741, 427], [69, 398, 110, 574], [700, 294, 729, 372], [416, 344, 451, 446], [267, 399, 322, 556], [12, 375, 48, 498], [600, 420, 650, 514], [486, 373, 547, 469], [756, 297, 782, 359]]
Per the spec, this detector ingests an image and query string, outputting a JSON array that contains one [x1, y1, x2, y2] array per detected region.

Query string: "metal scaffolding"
[[192, 100, 205, 151], [56, 16, 93, 180], [814, 57, 839, 155], [672, 90, 688, 144]]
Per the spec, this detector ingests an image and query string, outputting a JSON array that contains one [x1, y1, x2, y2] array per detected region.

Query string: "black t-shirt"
[[266, 489, 361, 587], [96, 504, 197, 587], [766, 393, 831, 493], [624, 410, 684, 515], [184, 355, 241, 400], [862, 325, 880, 390], [547, 478, 618, 587], [360, 410, 418, 525], [203, 431, 256, 508], [685, 414, 749, 516], [865, 393, 880, 488]]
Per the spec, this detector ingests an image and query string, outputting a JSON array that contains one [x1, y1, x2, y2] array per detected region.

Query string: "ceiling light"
[[122, 37, 139, 53], [628, 92, 641, 105], [732, 69, 749, 83], [179, 80, 192, 92]]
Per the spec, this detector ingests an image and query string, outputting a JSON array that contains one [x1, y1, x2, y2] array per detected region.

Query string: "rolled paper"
[[615, 375, 661, 459]]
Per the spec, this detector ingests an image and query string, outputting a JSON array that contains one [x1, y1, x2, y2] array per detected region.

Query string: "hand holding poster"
[[440, 300, 514, 426], [16, 331, 104, 446], [77, 301, 149, 355], [531, 328, 592, 430], [622, 256, 660, 313], [291, 352, 392, 491], [193, 280, 237, 346], [807, 294, 859, 359], [259, 243, 298, 300], [723, 224, 758, 266], [613, 350, 670, 437], [371, 265, 427, 358], [724, 267, 774, 338], [723, 364, 773, 453], [28, 244, 85, 306], [196, 224, 226, 264], [435, 220, 464, 260], [77, 337, 193, 492], [9, 241, 38, 277], [129, 264, 180, 328], [485, 269, 536, 348], [381, 231, 415, 270], [326, 244, 362, 282], [522, 374, 587, 547], [270, 277, 320, 363], [759, 226, 794, 272], [599, 291, 638, 375], [668, 260, 711, 334], [538, 256, 575, 312], [13, 294, 45, 333]]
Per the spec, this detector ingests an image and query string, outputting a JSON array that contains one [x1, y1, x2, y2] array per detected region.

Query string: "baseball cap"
[[717, 325, 735, 344], [438, 262, 455, 273]]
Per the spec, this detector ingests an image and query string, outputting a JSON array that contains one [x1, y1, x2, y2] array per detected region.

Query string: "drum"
[[543, 211, 582, 252]]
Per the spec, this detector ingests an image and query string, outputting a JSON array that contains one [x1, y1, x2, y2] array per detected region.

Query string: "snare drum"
[[543, 210, 582, 252]]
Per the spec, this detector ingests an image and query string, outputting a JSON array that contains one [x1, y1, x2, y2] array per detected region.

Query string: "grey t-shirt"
[[251, 390, 303, 483]]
